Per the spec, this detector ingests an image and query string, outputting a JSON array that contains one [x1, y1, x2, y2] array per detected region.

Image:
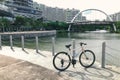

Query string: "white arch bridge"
[[68, 9, 116, 32]]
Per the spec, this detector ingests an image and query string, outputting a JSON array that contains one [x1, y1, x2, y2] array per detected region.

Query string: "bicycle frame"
[[67, 44, 86, 59], [66, 43, 87, 67]]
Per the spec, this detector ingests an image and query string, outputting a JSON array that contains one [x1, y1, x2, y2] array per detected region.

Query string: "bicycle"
[[53, 42, 95, 71]]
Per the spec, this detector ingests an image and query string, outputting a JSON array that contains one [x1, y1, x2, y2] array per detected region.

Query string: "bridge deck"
[[68, 21, 115, 25]]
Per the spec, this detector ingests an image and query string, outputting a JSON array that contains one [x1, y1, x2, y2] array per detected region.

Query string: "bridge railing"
[[67, 21, 115, 25]]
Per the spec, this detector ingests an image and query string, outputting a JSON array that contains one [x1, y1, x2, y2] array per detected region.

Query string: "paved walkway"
[[0, 49, 67, 80], [0, 46, 120, 80], [0, 56, 61, 80]]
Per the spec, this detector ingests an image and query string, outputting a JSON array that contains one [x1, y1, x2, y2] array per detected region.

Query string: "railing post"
[[10, 35, 13, 49], [21, 35, 24, 50], [72, 39, 75, 59], [0, 35, 2, 50], [101, 42, 106, 68], [35, 36, 39, 53], [52, 37, 55, 56]]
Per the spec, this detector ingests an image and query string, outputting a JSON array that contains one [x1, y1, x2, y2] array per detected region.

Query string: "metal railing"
[[101, 42, 120, 67], [0, 35, 119, 68], [0, 35, 55, 56]]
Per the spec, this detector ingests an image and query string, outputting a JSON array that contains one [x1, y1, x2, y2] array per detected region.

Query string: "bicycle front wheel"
[[79, 50, 95, 68], [53, 52, 71, 71]]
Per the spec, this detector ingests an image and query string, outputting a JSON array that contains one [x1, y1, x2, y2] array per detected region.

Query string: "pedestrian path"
[[0, 46, 120, 80], [0, 54, 65, 80]]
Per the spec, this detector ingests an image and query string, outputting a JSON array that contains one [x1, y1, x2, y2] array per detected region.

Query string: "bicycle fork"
[[82, 46, 89, 60]]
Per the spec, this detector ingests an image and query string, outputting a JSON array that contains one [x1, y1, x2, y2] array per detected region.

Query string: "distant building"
[[33, 2, 85, 22], [0, 3, 14, 18], [4, 0, 42, 19], [65, 8, 82, 22], [108, 12, 120, 21], [81, 16, 86, 21], [45, 7, 66, 22], [0, 3, 8, 11], [33, 2, 66, 22], [3, 0, 86, 22]]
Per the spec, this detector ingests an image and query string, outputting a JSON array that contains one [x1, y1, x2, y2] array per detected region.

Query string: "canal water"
[[2, 32, 120, 67]]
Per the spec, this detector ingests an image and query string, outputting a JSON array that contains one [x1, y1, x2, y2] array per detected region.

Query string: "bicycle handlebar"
[[65, 42, 87, 49], [80, 42, 87, 46]]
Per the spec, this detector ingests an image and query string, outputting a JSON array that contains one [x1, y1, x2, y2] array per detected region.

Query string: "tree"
[[31, 19, 44, 30], [115, 21, 120, 32], [14, 16, 26, 30], [0, 17, 11, 32], [0, 0, 5, 2], [0, 0, 6, 5]]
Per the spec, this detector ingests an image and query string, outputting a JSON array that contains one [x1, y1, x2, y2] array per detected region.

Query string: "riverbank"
[[0, 30, 56, 39], [0, 46, 120, 80]]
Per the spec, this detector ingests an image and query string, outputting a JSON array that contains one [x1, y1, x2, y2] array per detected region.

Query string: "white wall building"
[[5, 0, 42, 19], [108, 12, 120, 21], [65, 8, 82, 22], [33, 2, 85, 22]]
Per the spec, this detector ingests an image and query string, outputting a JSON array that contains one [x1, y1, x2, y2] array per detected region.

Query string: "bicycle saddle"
[[65, 44, 71, 48]]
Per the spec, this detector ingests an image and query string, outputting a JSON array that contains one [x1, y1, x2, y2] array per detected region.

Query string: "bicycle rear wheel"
[[53, 52, 71, 71], [79, 50, 95, 68]]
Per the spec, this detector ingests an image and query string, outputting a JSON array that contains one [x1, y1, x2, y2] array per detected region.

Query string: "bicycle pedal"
[[72, 59, 76, 68], [72, 59, 76, 64]]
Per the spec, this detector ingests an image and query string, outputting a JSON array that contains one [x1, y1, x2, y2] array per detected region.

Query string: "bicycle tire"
[[53, 52, 71, 71], [79, 50, 95, 68]]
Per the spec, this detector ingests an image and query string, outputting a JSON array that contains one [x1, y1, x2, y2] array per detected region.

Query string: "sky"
[[33, 0, 120, 20]]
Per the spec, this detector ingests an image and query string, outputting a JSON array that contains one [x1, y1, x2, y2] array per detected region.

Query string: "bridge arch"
[[68, 9, 116, 31]]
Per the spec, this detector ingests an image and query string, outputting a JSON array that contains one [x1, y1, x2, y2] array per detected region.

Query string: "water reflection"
[[71, 33, 120, 40]]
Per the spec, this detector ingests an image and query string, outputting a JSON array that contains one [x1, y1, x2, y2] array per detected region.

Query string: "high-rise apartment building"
[[13, 0, 33, 8], [33, 2, 66, 22], [5, 0, 42, 18], [65, 8, 82, 22], [109, 12, 120, 21], [107, 12, 120, 21], [0, 2, 14, 17], [45, 7, 66, 22], [33, 2, 85, 22]]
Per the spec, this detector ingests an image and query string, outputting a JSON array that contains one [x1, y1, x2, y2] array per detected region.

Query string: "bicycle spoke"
[[53, 52, 71, 71], [79, 50, 95, 68], [57, 57, 70, 63]]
